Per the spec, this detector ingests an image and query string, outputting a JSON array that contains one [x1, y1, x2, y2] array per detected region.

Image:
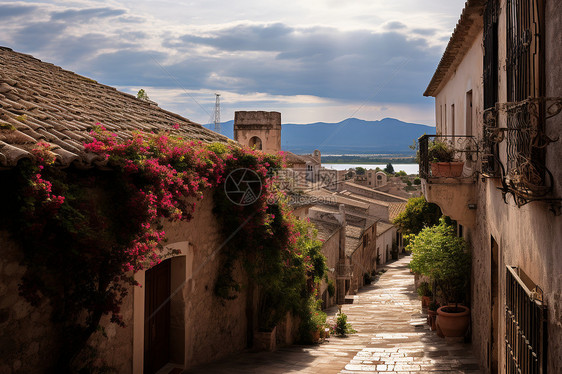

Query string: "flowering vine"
[[3, 124, 327, 371]]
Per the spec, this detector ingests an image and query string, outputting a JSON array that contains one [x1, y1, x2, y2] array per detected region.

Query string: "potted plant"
[[428, 140, 464, 177], [417, 281, 433, 309], [408, 218, 471, 338]]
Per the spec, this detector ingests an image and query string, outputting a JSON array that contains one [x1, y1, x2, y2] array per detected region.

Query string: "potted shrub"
[[428, 141, 464, 177], [408, 218, 471, 338], [417, 281, 433, 309]]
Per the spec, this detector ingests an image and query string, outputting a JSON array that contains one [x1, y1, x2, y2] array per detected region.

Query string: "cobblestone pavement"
[[182, 255, 482, 373]]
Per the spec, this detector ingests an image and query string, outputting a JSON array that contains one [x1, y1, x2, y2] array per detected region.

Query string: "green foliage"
[[406, 180, 412, 186], [392, 196, 441, 236], [429, 300, 440, 312], [299, 296, 327, 343], [136, 89, 149, 101], [355, 166, 366, 175], [0, 123, 16, 130], [333, 311, 356, 336], [327, 280, 335, 297], [417, 281, 432, 297], [413, 177, 421, 185], [384, 163, 394, 174], [407, 219, 471, 305], [428, 141, 454, 162], [213, 186, 327, 333], [396, 170, 407, 176]]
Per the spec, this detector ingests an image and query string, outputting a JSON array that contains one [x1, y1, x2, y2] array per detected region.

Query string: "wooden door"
[[144, 259, 171, 374]]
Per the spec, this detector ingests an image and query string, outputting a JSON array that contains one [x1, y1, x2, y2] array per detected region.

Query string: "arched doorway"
[[249, 136, 262, 150]]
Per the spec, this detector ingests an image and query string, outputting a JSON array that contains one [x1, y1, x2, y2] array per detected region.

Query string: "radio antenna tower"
[[213, 93, 221, 133]]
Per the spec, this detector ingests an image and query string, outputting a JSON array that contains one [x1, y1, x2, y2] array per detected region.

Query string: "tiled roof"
[[0, 47, 229, 169], [342, 181, 408, 202], [283, 151, 307, 166], [310, 218, 341, 242], [345, 224, 363, 255], [388, 202, 408, 222], [423, 0, 486, 97], [297, 154, 321, 165]]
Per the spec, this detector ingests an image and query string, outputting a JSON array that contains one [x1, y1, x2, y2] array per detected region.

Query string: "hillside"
[[204, 117, 434, 154]]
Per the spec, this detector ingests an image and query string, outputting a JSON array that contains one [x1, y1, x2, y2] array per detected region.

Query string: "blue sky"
[[0, 0, 466, 125]]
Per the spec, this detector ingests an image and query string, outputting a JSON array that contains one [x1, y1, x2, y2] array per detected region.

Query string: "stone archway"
[[249, 136, 262, 150]]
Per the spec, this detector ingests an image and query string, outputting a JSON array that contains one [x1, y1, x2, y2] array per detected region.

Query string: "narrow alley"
[[182, 256, 481, 373]]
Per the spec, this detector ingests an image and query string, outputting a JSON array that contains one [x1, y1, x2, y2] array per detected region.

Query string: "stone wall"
[[0, 231, 60, 373], [233, 111, 281, 153], [0, 189, 257, 373]]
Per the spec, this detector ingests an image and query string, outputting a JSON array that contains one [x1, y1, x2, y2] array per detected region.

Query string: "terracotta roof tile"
[[388, 202, 408, 222], [0, 46, 229, 169]]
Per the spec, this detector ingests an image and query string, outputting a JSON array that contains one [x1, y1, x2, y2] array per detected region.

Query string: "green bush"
[[407, 219, 471, 305], [428, 141, 454, 162], [392, 196, 441, 236], [327, 280, 336, 297], [333, 311, 356, 336], [417, 281, 432, 297]]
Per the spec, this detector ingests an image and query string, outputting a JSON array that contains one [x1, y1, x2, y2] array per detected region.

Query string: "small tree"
[[392, 196, 441, 236], [384, 163, 394, 174], [137, 89, 149, 101], [355, 167, 366, 175], [408, 219, 471, 306]]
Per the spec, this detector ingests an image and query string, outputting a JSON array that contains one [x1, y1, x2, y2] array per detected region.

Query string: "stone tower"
[[233, 111, 281, 153]]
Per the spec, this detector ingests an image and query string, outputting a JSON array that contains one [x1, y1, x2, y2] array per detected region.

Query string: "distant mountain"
[[204, 117, 434, 154]]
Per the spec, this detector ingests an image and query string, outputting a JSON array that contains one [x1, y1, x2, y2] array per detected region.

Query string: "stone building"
[[0, 47, 296, 374], [233, 111, 281, 153], [422, 1, 562, 372]]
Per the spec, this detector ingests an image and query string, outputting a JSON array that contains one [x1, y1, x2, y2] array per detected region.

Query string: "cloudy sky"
[[0, 0, 466, 126]]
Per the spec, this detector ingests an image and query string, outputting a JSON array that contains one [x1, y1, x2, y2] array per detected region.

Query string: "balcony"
[[418, 135, 479, 227]]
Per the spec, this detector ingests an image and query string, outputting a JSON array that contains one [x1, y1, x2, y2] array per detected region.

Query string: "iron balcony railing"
[[418, 135, 479, 180], [492, 98, 562, 211], [505, 266, 547, 374]]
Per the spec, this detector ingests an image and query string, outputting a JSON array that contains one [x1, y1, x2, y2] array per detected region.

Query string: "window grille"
[[505, 266, 547, 374], [483, 0, 499, 110]]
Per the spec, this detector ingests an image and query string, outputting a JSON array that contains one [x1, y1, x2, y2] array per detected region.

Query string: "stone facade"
[[233, 111, 281, 153], [424, 1, 562, 372], [0, 190, 267, 373]]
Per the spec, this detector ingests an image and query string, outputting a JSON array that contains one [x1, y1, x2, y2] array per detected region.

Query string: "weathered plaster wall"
[[434, 30, 484, 137], [376, 228, 396, 265], [318, 229, 340, 309], [350, 228, 377, 294]]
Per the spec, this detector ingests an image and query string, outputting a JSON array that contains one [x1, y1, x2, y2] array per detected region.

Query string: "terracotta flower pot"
[[436, 305, 470, 337], [430, 162, 464, 178], [311, 330, 321, 343]]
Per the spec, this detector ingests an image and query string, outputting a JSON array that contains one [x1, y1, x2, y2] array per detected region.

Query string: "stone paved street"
[[182, 256, 481, 373]]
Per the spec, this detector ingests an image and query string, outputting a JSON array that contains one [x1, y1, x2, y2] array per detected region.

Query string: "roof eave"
[[424, 0, 486, 97]]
